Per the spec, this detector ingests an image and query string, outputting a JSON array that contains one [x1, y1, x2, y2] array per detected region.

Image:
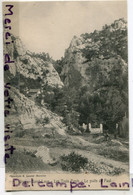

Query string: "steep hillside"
[[4, 18, 129, 174], [4, 18, 128, 136], [5, 87, 66, 136], [4, 35, 65, 136], [55, 18, 128, 133], [4, 35, 63, 89], [60, 18, 127, 89], [60, 35, 89, 88]]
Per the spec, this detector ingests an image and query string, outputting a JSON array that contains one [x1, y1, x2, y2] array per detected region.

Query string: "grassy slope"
[[6, 130, 129, 175]]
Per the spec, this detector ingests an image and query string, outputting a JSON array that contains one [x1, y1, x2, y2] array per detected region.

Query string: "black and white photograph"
[[3, 0, 129, 191]]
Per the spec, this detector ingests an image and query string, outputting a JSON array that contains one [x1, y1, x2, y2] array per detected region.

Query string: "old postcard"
[[3, 0, 129, 191]]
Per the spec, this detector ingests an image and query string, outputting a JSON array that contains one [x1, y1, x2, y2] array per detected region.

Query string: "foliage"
[[13, 48, 19, 59], [21, 59, 28, 64], [31, 19, 128, 135], [43, 117, 50, 124], [6, 150, 48, 172], [36, 84, 80, 129], [50, 19, 128, 135], [81, 18, 127, 62], [15, 130, 25, 138], [35, 116, 50, 127], [60, 152, 88, 172], [79, 57, 128, 132], [98, 147, 129, 163], [87, 160, 125, 175], [30, 52, 52, 62], [54, 57, 65, 74]]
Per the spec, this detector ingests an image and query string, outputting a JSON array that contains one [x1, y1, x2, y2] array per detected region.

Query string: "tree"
[[83, 57, 128, 133], [81, 19, 127, 62]]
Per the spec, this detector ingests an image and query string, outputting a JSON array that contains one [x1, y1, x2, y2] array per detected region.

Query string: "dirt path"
[[14, 134, 129, 174], [49, 147, 128, 171]]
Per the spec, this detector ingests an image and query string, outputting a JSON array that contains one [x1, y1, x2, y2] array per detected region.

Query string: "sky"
[[11, 1, 127, 60]]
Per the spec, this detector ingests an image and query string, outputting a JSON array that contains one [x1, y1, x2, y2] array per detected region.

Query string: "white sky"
[[11, 1, 127, 60]]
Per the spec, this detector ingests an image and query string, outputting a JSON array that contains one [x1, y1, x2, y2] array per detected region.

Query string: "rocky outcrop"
[[61, 36, 89, 88], [4, 18, 128, 138], [59, 19, 128, 136], [5, 36, 63, 88], [6, 87, 66, 136], [4, 35, 66, 136], [61, 19, 127, 89]]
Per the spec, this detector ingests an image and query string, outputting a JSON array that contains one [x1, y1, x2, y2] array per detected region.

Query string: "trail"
[[13, 133, 129, 174]]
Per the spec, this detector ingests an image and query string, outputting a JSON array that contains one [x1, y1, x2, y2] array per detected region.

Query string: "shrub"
[[98, 147, 129, 162], [87, 160, 125, 175], [35, 117, 50, 127], [15, 130, 25, 138], [25, 151, 36, 158], [44, 134, 51, 138], [21, 59, 28, 64], [32, 135, 39, 139], [60, 152, 88, 172], [43, 117, 50, 124], [13, 48, 19, 59]]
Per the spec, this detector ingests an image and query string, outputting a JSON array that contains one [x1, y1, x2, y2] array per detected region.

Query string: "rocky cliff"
[[61, 18, 127, 90], [4, 35, 65, 136], [5, 87, 66, 136], [58, 18, 128, 134], [4, 36, 63, 88], [4, 17, 129, 174], [4, 18, 128, 137], [61, 35, 89, 88]]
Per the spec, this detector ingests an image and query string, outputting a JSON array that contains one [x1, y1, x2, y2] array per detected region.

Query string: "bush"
[[98, 147, 129, 162], [25, 151, 36, 158], [35, 117, 50, 127], [43, 117, 50, 124], [21, 59, 28, 64], [44, 134, 51, 138], [15, 130, 25, 138], [32, 135, 39, 139], [87, 160, 125, 175], [60, 152, 88, 172]]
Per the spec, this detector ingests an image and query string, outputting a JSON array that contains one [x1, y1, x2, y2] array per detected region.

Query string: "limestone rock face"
[[14, 38, 27, 56], [61, 19, 127, 89], [4, 18, 128, 139], [4, 35, 65, 136], [6, 87, 66, 136], [61, 36, 89, 88], [5, 36, 63, 88]]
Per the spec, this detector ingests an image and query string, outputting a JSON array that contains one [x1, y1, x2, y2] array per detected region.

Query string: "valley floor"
[[6, 130, 129, 176]]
